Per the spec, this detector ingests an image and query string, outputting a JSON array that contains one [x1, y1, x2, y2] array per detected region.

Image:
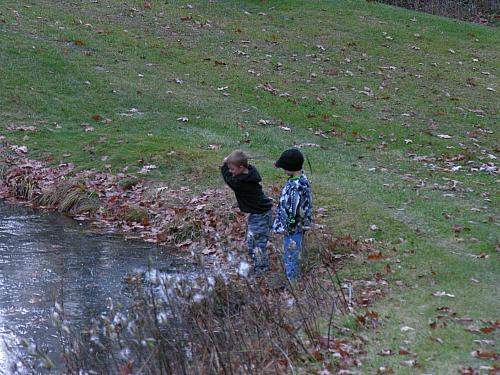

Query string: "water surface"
[[0, 201, 190, 371]]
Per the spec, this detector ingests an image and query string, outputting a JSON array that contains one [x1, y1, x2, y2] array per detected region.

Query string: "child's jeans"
[[247, 210, 272, 274], [283, 232, 303, 281]]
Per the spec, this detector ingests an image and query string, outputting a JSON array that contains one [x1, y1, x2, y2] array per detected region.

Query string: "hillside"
[[1, 0, 499, 372]]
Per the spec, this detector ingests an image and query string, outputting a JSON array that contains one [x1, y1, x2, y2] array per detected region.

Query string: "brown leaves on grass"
[[377, 367, 394, 374], [470, 350, 499, 360], [460, 365, 500, 374], [399, 359, 417, 367], [258, 82, 278, 95], [480, 322, 498, 334], [6, 123, 36, 131], [314, 336, 366, 370], [356, 310, 379, 328]]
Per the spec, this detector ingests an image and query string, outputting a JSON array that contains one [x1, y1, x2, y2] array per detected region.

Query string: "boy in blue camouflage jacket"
[[272, 148, 312, 281]]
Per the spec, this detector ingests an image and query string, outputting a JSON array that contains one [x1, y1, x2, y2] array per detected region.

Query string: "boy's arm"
[[287, 184, 312, 231], [220, 163, 240, 188], [285, 184, 300, 231], [300, 187, 313, 230]]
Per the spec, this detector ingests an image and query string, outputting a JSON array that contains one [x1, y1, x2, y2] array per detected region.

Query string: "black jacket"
[[221, 164, 273, 214]]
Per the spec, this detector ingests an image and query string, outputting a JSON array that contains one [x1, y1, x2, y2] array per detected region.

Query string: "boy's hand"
[[220, 156, 228, 168]]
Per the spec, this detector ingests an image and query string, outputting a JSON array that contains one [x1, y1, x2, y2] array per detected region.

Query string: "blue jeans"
[[283, 232, 303, 281], [247, 210, 272, 274]]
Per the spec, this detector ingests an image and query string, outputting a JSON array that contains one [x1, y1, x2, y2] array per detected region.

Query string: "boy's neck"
[[288, 171, 302, 178]]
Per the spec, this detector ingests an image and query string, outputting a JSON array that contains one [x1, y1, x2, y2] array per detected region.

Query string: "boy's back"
[[221, 164, 272, 213]]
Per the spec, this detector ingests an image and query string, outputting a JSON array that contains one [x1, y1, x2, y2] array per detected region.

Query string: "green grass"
[[1, 0, 498, 372]]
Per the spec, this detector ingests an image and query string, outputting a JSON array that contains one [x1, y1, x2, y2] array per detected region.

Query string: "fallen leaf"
[[400, 359, 416, 367], [429, 336, 443, 344], [384, 263, 391, 274], [455, 317, 474, 324], [480, 327, 496, 334], [400, 326, 415, 332], [377, 367, 394, 374], [312, 350, 324, 361], [7, 124, 36, 131], [256, 119, 272, 126], [138, 165, 157, 174], [368, 252, 383, 261], [11, 145, 28, 154], [432, 291, 455, 298], [473, 339, 496, 346], [377, 349, 393, 356], [465, 325, 481, 333], [471, 350, 497, 359], [201, 248, 216, 255], [452, 224, 470, 233], [294, 143, 321, 148], [398, 347, 411, 354]]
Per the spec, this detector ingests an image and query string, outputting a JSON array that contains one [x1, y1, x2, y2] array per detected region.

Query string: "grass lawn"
[[1, 0, 498, 372]]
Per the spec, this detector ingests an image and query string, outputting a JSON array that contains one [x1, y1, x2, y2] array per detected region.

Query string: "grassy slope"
[[1, 0, 498, 372]]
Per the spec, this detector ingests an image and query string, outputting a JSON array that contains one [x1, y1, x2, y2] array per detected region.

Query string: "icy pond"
[[0, 201, 192, 371]]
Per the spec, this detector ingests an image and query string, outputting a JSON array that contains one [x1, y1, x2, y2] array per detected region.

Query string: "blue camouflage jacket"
[[272, 174, 312, 234]]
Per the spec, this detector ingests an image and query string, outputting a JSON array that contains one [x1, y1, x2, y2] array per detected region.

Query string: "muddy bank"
[[0, 144, 248, 265]]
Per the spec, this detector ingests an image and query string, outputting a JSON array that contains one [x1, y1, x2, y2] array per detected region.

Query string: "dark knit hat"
[[275, 148, 304, 171]]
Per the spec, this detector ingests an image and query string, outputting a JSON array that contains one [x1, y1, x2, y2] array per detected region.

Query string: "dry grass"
[[38, 182, 100, 214], [13, 262, 354, 374]]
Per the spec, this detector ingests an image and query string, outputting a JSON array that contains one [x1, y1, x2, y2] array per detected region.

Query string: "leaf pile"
[[0, 145, 247, 261]]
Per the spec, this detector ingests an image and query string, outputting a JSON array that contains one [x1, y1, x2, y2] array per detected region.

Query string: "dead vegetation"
[[12, 259, 365, 374], [38, 181, 100, 214]]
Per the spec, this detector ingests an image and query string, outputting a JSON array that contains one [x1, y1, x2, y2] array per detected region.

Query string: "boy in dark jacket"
[[272, 148, 312, 281], [221, 150, 273, 274]]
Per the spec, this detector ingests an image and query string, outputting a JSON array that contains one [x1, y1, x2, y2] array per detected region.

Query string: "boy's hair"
[[226, 150, 249, 167]]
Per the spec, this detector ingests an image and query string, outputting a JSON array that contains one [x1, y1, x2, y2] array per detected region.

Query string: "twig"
[[274, 344, 296, 375]]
